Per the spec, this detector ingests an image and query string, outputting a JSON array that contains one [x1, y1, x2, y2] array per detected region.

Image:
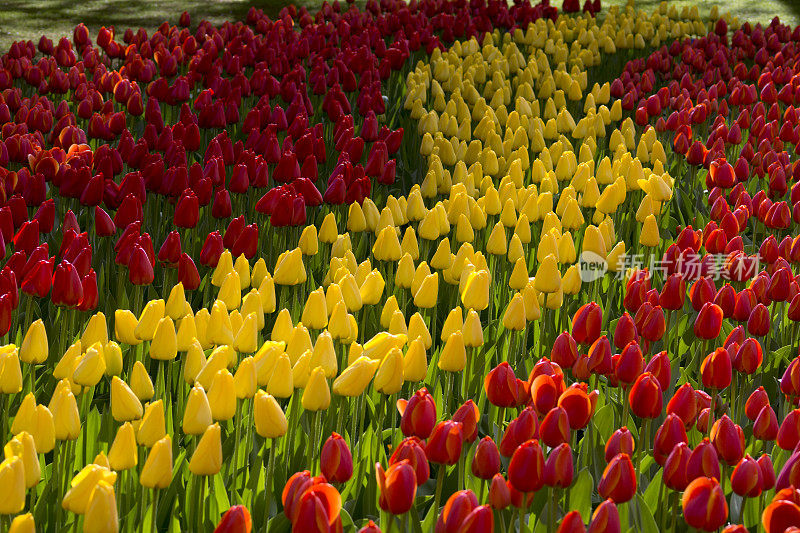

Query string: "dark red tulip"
[[551, 331, 578, 368], [128, 244, 154, 285], [51, 260, 83, 307], [452, 400, 479, 444]]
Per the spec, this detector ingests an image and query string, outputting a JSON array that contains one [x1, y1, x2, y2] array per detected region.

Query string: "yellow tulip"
[[254, 390, 287, 439], [189, 423, 222, 476], [140, 435, 173, 489], [208, 369, 236, 421], [49, 380, 80, 441], [83, 481, 118, 533], [4, 432, 39, 488], [137, 400, 166, 447], [111, 376, 143, 422], [62, 464, 116, 515], [374, 348, 404, 395], [19, 319, 47, 364], [135, 299, 165, 341], [332, 357, 379, 397], [130, 361, 154, 401], [81, 312, 108, 348], [8, 513, 34, 533], [0, 346, 22, 394], [302, 366, 331, 411], [108, 422, 137, 471], [0, 457, 24, 514]]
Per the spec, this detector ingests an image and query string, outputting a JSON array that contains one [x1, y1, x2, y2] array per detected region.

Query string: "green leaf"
[[637, 494, 660, 533], [572, 468, 594, 522], [643, 469, 663, 513]]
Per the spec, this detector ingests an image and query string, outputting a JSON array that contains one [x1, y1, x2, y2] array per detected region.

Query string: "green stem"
[[433, 464, 446, 515]]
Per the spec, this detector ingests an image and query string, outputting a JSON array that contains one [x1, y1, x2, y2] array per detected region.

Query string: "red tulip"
[[551, 331, 579, 368], [52, 260, 83, 307], [488, 474, 511, 510], [434, 490, 478, 533], [398, 388, 436, 439], [653, 414, 688, 466], [710, 415, 745, 466], [128, 244, 154, 285], [701, 347, 732, 390], [732, 338, 762, 374], [763, 495, 800, 533], [753, 405, 779, 442], [747, 303, 771, 337], [614, 341, 643, 386], [605, 427, 635, 463], [667, 383, 698, 428], [572, 302, 602, 345], [215, 505, 252, 533], [178, 253, 201, 291], [682, 477, 728, 531], [499, 407, 538, 457], [376, 460, 417, 515], [695, 302, 724, 339], [731, 454, 763, 498], [320, 433, 352, 484], [778, 409, 800, 450], [543, 443, 573, 488], [426, 421, 463, 465], [558, 383, 594, 430], [612, 313, 638, 350], [389, 437, 429, 485], [539, 406, 571, 448], [557, 511, 586, 533], [687, 438, 721, 481], [628, 372, 662, 419], [745, 387, 770, 421], [94, 206, 116, 236], [508, 439, 544, 494], [663, 442, 691, 491], [452, 400, 479, 443], [357, 521, 381, 533], [587, 499, 620, 533], [598, 453, 636, 503], [471, 437, 500, 480], [484, 362, 524, 408]]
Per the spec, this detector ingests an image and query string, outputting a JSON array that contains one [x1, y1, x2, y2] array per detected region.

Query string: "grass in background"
[[0, 0, 798, 54]]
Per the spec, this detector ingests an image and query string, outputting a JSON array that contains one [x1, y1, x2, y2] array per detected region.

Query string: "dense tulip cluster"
[[2, 0, 800, 532]]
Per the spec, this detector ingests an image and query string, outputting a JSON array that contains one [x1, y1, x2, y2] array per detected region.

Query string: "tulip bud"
[[108, 423, 137, 471], [140, 435, 173, 489], [376, 460, 417, 515], [189, 423, 222, 476], [321, 433, 353, 484], [681, 477, 728, 531], [471, 436, 501, 480], [508, 439, 545, 494]]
